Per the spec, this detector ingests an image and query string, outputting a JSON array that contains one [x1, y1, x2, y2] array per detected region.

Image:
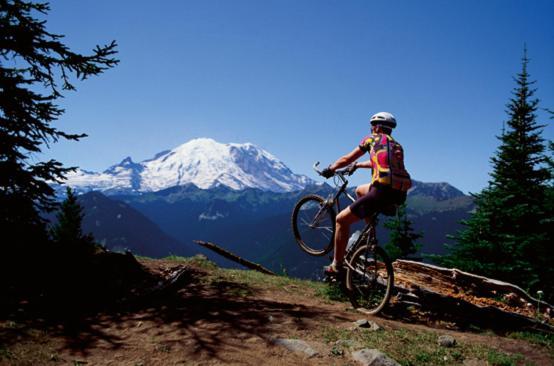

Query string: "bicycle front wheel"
[[346, 245, 394, 315], [291, 194, 336, 256]]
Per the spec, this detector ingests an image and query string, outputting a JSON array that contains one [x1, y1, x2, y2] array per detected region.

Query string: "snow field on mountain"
[[64, 138, 314, 193]]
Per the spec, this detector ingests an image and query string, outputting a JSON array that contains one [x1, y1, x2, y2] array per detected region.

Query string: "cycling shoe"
[[324, 262, 344, 276]]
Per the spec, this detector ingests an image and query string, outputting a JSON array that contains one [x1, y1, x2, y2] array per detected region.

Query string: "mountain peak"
[[408, 180, 465, 201], [174, 138, 259, 153], [64, 138, 315, 194], [103, 156, 142, 174], [183, 137, 216, 144], [120, 156, 135, 165]]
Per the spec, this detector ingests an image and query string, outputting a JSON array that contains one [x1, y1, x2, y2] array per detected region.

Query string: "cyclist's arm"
[[355, 160, 373, 169], [329, 147, 365, 171]]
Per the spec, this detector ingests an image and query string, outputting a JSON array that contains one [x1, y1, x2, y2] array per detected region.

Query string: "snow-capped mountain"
[[64, 138, 315, 194]]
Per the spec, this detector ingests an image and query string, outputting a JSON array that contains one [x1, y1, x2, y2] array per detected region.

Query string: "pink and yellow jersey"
[[359, 133, 412, 192]]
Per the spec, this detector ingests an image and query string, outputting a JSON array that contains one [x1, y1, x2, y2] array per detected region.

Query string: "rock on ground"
[[351, 348, 401, 366], [351, 319, 381, 331], [273, 338, 318, 358], [437, 334, 456, 347]]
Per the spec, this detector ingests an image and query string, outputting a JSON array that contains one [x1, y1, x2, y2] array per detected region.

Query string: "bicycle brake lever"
[[313, 161, 322, 175]]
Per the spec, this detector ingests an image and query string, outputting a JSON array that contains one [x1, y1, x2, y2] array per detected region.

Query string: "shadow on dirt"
[[0, 265, 349, 360]]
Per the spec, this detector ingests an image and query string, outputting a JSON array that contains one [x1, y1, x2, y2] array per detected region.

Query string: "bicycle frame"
[[328, 172, 358, 212], [311, 163, 379, 262], [343, 217, 377, 272]]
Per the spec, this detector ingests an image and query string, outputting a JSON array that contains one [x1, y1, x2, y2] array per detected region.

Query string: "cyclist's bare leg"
[[355, 183, 371, 224], [333, 206, 361, 265], [355, 183, 371, 198]]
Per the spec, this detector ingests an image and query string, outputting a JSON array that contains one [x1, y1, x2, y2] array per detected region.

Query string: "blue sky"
[[41, 0, 554, 194]]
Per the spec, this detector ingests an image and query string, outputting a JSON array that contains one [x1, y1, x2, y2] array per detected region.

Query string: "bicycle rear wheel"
[[346, 245, 393, 315], [291, 194, 336, 256]]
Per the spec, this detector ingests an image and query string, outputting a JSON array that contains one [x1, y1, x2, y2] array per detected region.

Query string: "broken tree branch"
[[194, 240, 276, 276]]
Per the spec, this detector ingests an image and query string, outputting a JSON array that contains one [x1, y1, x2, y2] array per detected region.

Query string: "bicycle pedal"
[[323, 276, 333, 283], [324, 269, 346, 282], [323, 273, 339, 283]]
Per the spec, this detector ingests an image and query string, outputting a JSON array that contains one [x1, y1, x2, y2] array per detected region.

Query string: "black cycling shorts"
[[349, 184, 407, 219]]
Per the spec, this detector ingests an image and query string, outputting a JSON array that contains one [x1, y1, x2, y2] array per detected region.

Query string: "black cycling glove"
[[321, 167, 334, 178], [346, 163, 358, 175]]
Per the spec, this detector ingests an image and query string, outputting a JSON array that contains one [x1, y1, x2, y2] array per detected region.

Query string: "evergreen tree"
[[50, 187, 94, 247], [0, 1, 118, 243], [437, 49, 553, 300], [384, 204, 422, 261]]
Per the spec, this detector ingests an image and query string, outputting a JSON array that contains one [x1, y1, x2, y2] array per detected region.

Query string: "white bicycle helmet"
[[370, 112, 397, 129]]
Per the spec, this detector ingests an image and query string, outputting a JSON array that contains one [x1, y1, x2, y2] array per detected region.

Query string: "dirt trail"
[[0, 259, 551, 365]]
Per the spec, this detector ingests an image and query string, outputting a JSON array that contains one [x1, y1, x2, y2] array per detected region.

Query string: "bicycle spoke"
[[355, 285, 367, 297], [299, 219, 332, 237], [317, 226, 334, 234], [319, 230, 331, 241], [300, 212, 316, 226], [300, 209, 329, 227]]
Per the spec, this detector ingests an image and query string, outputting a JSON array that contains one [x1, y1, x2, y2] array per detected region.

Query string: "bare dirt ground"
[[1, 258, 552, 366]]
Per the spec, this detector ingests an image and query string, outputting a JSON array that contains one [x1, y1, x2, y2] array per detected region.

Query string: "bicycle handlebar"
[[313, 161, 353, 180]]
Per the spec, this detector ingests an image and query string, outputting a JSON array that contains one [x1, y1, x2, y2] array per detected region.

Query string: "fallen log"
[[393, 277, 554, 333], [194, 240, 276, 276], [395, 260, 553, 310], [392, 260, 553, 332]]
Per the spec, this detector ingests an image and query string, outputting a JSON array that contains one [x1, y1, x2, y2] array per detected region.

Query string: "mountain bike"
[[291, 162, 395, 315]]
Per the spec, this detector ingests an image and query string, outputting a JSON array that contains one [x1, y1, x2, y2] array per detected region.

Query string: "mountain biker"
[[320, 112, 412, 274]]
